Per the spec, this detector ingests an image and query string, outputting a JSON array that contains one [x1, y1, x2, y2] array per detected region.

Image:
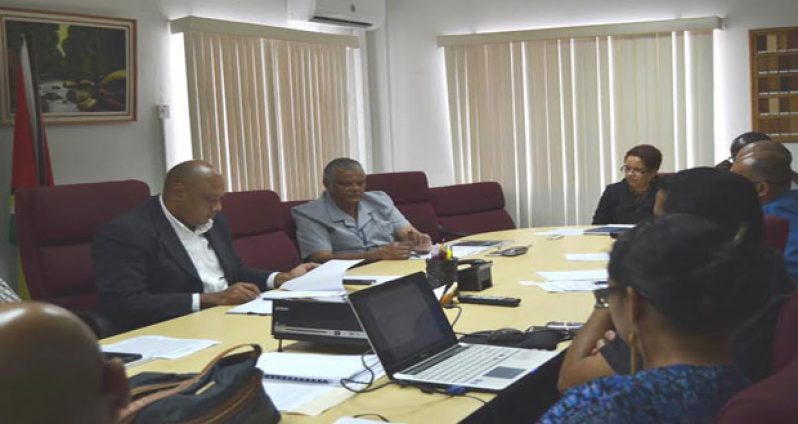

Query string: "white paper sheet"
[[412, 245, 494, 259], [102, 336, 219, 360], [342, 275, 402, 286], [565, 253, 610, 262], [521, 280, 608, 292], [261, 290, 347, 300], [262, 381, 352, 415], [281, 259, 362, 291], [226, 298, 273, 315], [257, 352, 383, 384], [534, 228, 585, 236], [536, 269, 608, 282]]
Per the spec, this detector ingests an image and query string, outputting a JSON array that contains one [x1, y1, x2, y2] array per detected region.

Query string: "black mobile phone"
[[103, 351, 144, 364]]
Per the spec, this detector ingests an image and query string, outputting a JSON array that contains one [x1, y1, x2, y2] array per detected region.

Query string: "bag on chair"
[[120, 344, 280, 424]]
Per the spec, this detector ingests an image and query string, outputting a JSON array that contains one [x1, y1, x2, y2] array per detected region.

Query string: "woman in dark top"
[[540, 214, 771, 423], [592, 144, 663, 224]]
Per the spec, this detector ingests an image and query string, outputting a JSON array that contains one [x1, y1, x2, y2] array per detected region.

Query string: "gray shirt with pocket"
[[292, 191, 410, 259]]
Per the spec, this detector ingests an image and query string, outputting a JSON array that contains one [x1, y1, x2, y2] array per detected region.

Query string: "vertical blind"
[[442, 21, 717, 227], [175, 18, 360, 199]]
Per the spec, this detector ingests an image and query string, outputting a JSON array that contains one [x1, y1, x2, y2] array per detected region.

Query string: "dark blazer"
[[592, 178, 663, 225], [93, 196, 274, 330]]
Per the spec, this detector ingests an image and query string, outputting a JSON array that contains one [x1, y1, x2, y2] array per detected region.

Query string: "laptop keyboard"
[[404, 344, 516, 384]]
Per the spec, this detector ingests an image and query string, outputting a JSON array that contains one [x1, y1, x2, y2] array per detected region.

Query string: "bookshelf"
[[750, 27, 798, 143]]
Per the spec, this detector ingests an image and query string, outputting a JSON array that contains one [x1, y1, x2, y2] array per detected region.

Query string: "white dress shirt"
[[159, 196, 277, 311]]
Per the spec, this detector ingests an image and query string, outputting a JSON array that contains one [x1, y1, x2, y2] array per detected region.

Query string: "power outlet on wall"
[[157, 104, 170, 120]]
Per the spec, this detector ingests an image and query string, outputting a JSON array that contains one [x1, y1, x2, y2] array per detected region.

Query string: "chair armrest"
[[73, 309, 118, 339]]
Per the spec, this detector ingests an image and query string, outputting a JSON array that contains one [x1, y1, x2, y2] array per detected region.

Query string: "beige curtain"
[[444, 28, 715, 227], [181, 26, 356, 199]]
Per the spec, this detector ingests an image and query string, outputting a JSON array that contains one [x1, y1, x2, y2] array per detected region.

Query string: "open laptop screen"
[[348, 272, 457, 376]]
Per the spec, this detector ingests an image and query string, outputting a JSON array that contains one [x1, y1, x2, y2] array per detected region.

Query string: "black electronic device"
[[488, 246, 528, 257], [271, 297, 369, 348], [457, 259, 493, 291], [458, 293, 521, 307]]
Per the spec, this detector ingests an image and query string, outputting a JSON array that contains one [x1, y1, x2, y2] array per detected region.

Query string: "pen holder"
[[426, 258, 458, 289]]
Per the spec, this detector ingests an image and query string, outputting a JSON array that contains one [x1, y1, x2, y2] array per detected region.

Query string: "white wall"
[[371, 0, 798, 186]]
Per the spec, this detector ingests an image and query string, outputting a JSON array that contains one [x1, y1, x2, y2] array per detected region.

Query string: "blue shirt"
[[292, 191, 410, 259], [763, 190, 798, 280], [538, 364, 748, 424]]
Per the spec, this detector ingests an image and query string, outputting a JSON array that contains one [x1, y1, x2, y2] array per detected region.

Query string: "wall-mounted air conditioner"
[[287, 0, 385, 30]]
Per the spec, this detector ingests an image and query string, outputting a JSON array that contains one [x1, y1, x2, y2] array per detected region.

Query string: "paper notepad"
[[537, 269, 608, 282], [102, 336, 219, 360], [256, 352, 383, 385]]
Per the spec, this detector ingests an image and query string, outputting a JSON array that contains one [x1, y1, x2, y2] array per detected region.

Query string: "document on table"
[[281, 259, 362, 291], [565, 253, 610, 262], [258, 352, 385, 416], [534, 228, 585, 236], [522, 280, 608, 292], [536, 269, 608, 282], [257, 352, 383, 385], [102, 336, 219, 360], [226, 296, 273, 315]]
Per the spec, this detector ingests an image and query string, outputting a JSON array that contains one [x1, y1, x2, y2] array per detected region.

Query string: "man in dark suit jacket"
[[93, 160, 315, 331]]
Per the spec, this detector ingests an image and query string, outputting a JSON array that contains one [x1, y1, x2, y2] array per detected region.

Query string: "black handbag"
[[120, 344, 280, 424]]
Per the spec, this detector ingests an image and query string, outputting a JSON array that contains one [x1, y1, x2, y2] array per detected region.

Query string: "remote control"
[[458, 294, 521, 307]]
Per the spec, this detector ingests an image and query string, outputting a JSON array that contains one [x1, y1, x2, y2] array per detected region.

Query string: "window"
[[170, 17, 366, 199], [440, 18, 720, 226]]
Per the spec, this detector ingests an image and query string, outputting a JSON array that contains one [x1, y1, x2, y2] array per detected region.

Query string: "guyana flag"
[[9, 36, 54, 299]]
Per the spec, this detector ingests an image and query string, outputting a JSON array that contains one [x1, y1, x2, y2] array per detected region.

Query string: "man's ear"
[[102, 359, 130, 414], [322, 178, 331, 191], [172, 182, 188, 201], [755, 181, 771, 200]]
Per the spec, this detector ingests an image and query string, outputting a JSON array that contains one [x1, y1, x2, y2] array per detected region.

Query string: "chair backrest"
[[222, 190, 301, 272], [714, 356, 798, 423], [366, 171, 441, 242], [14, 180, 150, 310], [764, 215, 789, 253], [772, 291, 798, 371], [282, 199, 309, 245], [430, 182, 515, 238]]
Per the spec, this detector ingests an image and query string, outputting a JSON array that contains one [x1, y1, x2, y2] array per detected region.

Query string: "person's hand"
[[407, 230, 433, 253], [200, 282, 260, 307], [367, 242, 413, 260], [274, 263, 320, 288], [590, 329, 617, 356]]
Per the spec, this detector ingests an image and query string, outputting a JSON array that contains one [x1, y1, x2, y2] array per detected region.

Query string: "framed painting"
[[0, 7, 136, 124]]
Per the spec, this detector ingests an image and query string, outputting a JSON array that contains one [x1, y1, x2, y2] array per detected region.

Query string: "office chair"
[[764, 215, 789, 253], [430, 181, 515, 240], [14, 179, 150, 337], [222, 190, 301, 271], [366, 171, 441, 242]]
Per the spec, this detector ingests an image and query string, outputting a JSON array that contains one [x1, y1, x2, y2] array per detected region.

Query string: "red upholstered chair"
[[764, 215, 789, 253], [772, 291, 798, 372], [366, 171, 441, 242], [222, 190, 301, 272], [430, 182, 515, 239], [14, 180, 150, 335], [714, 356, 798, 423]]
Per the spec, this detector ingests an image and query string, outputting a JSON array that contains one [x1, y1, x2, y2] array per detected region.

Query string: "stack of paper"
[[565, 253, 610, 262], [521, 269, 608, 293], [229, 260, 360, 316], [256, 352, 385, 416], [102, 335, 219, 363], [534, 228, 585, 236]]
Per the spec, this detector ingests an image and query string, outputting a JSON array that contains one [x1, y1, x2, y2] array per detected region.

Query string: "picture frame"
[[0, 7, 136, 124]]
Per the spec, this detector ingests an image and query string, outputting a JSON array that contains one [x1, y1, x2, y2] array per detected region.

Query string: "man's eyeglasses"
[[620, 165, 650, 176]]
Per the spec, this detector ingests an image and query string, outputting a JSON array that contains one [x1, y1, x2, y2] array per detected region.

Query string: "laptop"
[[347, 272, 558, 392]]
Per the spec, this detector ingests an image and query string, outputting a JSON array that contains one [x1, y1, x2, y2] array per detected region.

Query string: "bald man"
[[732, 148, 798, 279], [0, 302, 129, 424], [94, 160, 315, 330]]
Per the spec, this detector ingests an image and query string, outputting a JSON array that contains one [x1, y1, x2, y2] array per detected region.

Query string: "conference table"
[[101, 227, 615, 423]]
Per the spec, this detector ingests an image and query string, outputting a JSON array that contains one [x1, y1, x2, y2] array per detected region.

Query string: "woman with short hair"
[[592, 144, 663, 224]]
